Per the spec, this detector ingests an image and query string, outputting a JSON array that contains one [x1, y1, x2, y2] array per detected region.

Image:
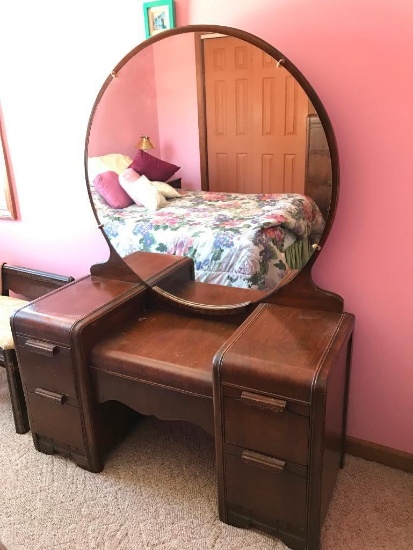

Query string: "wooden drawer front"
[[17, 336, 77, 403], [26, 391, 84, 450], [224, 449, 307, 530], [223, 389, 309, 465]]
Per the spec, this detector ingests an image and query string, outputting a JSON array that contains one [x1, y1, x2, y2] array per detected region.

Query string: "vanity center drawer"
[[223, 386, 309, 465], [16, 335, 77, 403]]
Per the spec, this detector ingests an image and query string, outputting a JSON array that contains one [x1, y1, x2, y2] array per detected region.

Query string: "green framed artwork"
[[143, 0, 175, 39]]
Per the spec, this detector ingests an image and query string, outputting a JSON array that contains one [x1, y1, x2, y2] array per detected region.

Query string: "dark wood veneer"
[[13, 271, 354, 549]]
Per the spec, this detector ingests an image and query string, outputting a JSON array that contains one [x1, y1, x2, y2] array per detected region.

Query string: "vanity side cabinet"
[[12, 275, 147, 473], [213, 303, 354, 550]]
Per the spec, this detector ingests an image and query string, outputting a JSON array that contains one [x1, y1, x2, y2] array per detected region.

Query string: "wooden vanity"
[[12, 256, 354, 550], [11, 24, 355, 550]]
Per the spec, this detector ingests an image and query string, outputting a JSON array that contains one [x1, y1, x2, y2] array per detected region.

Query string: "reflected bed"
[[92, 186, 325, 290]]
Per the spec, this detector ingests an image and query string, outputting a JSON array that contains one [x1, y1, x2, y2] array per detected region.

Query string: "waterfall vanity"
[[12, 25, 354, 550]]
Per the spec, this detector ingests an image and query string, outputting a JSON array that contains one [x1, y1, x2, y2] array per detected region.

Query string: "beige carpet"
[[0, 369, 412, 550]]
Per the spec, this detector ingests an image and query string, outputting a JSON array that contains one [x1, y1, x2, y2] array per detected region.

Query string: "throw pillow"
[[88, 153, 133, 183], [129, 150, 180, 182], [140, 176, 181, 199], [94, 171, 134, 209], [119, 168, 167, 211]]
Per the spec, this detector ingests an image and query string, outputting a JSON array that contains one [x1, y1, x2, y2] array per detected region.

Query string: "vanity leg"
[[33, 433, 103, 473]]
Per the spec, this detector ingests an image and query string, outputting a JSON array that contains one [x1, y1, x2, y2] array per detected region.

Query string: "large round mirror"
[[85, 25, 337, 305]]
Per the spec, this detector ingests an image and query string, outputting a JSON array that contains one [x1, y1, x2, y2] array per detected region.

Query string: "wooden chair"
[[0, 264, 74, 433]]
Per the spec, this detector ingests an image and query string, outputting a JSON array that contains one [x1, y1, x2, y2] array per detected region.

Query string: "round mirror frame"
[[86, 24, 341, 314]]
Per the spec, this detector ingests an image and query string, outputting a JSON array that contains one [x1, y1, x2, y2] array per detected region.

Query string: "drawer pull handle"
[[25, 339, 58, 357], [242, 450, 286, 473], [241, 391, 286, 413], [35, 388, 67, 405]]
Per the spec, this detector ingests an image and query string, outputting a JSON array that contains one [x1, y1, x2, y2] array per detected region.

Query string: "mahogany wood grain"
[[89, 308, 241, 437], [123, 251, 194, 287], [13, 276, 148, 472], [13, 274, 355, 549], [213, 303, 354, 549]]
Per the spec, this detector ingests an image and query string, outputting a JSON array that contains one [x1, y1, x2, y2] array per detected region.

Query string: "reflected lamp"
[[136, 135, 154, 151]]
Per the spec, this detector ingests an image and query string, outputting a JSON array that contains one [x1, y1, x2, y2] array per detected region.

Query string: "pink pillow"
[[93, 171, 134, 209], [129, 150, 180, 182]]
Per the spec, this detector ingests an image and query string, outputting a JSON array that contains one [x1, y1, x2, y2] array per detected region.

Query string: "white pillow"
[[119, 169, 167, 211], [151, 180, 181, 199], [88, 153, 133, 183]]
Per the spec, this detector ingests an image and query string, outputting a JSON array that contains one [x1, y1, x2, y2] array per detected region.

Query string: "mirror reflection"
[[87, 30, 332, 291]]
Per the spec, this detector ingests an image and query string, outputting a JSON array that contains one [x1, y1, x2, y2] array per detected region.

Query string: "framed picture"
[[0, 107, 17, 220], [143, 0, 175, 39]]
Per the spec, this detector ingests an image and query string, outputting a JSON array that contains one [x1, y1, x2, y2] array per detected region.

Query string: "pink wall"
[[89, 34, 201, 189], [88, 34, 201, 188], [88, 46, 160, 159], [153, 34, 201, 189], [0, 0, 412, 455]]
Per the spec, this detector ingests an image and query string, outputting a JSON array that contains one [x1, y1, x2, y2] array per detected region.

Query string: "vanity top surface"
[[12, 276, 145, 344], [90, 308, 241, 397], [214, 303, 355, 403]]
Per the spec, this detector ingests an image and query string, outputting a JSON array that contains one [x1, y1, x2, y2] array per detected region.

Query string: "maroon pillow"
[[129, 150, 180, 182], [93, 171, 134, 209]]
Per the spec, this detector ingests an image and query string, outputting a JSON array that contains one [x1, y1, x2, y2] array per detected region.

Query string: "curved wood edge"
[[265, 263, 344, 313], [90, 247, 144, 284], [151, 285, 253, 316]]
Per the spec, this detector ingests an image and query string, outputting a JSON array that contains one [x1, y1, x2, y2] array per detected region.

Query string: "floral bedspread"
[[92, 188, 325, 290]]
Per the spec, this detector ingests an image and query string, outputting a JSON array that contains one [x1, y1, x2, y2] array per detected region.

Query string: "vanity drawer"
[[26, 391, 84, 450], [224, 447, 307, 530], [223, 387, 309, 465], [16, 335, 77, 402]]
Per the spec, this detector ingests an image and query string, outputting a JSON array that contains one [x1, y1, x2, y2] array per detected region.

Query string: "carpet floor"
[[0, 370, 412, 550]]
